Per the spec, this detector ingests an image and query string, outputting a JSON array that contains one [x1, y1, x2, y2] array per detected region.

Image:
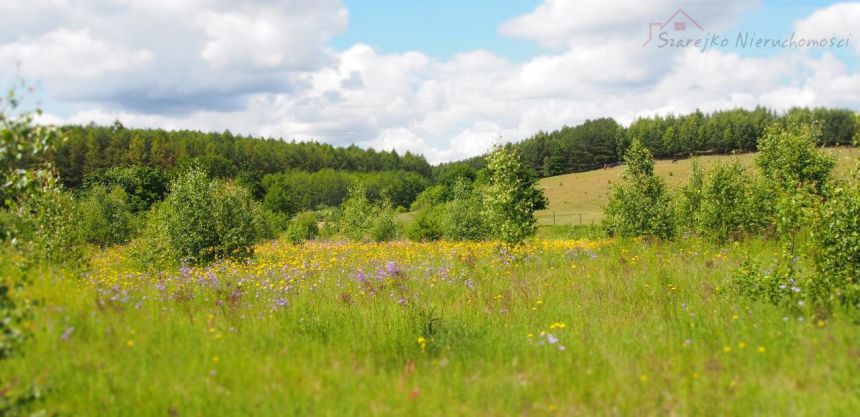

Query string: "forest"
[[40, 107, 859, 216]]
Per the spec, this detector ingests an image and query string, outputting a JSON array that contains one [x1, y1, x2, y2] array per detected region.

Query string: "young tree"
[[756, 123, 835, 194], [603, 139, 675, 239], [481, 146, 547, 246]]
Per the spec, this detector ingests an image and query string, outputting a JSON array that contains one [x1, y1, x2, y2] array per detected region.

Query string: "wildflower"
[[757, 346, 766, 353], [723, 346, 732, 353], [417, 336, 427, 352], [639, 374, 649, 383], [212, 356, 220, 363], [738, 342, 746, 349], [817, 319, 826, 328], [126, 340, 135, 348], [60, 326, 75, 341], [549, 322, 566, 330]]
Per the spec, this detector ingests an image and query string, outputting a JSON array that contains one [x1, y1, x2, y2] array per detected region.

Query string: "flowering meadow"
[[1, 235, 857, 416]]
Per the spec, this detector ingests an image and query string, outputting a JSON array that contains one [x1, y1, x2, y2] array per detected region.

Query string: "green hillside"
[[537, 147, 860, 225]]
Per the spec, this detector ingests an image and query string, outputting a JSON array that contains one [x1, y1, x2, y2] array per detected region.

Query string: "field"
[[536, 147, 860, 225], [3, 236, 859, 416]]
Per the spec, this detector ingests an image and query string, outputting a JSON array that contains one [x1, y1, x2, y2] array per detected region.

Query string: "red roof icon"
[[643, 8, 704, 47]]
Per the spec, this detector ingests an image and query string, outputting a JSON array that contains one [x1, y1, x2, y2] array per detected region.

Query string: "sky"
[[0, 0, 858, 164]]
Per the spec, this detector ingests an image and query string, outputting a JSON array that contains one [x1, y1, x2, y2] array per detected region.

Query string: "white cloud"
[[9, 0, 860, 164], [794, 2, 860, 54], [0, 28, 152, 78]]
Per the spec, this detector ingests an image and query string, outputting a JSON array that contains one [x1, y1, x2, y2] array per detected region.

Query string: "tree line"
[[438, 107, 858, 179], [50, 122, 433, 188]]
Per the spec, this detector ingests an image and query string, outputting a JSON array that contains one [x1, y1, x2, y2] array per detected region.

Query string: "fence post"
[[553, 211, 556, 225], [578, 213, 582, 225]]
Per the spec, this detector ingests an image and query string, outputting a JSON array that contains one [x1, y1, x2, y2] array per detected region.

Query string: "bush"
[[253, 206, 287, 241], [285, 211, 319, 244], [441, 179, 488, 241], [756, 123, 835, 194], [78, 185, 135, 246], [810, 182, 860, 309], [134, 169, 260, 265], [696, 162, 771, 242], [128, 201, 176, 269], [603, 139, 675, 239], [676, 159, 704, 231], [210, 182, 258, 260], [481, 146, 546, 246], [407, 206, 444, 241], [82, 165, 168, 212], [13, 188, 82, 265], [338, 185, 400, 242], [410, 185, 448, 211]]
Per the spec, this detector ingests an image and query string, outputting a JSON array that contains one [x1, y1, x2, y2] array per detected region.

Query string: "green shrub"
[[286, 211, 319, 244], [134, 169, 260, 265], [210, 181, 258, 260], [128, 201, 177, 269], [603, 139, 675, 239], [407, 206, 444, 241], [78, 185, 135, 246], [82, 165, 168, 212], [338, 185, 400, 242], [756, 123, 835, 194], [810, 182, 860, 309], [677, 159, 704, 231], [253, 206, 287, 241], [481, 146, 546, 246], [13, 188, 83, 265], [441, 179, 488, 241], [697, 162, 771, 242], [410, 185, 448, 211], [164, 168, 218, 263]]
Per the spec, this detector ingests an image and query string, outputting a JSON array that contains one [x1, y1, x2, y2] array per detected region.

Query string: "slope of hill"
[[536, 147, 860, 226]]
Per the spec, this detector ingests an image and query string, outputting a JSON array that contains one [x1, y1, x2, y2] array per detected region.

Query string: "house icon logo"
[[642, 8, 704, 47]]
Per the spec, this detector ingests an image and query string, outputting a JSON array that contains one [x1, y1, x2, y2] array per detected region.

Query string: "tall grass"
[[3, 237, 858, 416]]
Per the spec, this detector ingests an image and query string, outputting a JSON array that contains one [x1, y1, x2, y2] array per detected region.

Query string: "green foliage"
[[82, 165, 168, 212], [338, 185, 400, 242], [263, 169, 428, 216], [441, 179, 488, 241], [163, 168, 218, 263], [210, 182, 259, 261], [406, 206, 444, 241], [1, 88, 64, 208], [732, 251, 805, 313], [677, 159, 704, 230], [481, 146, 546, 246], [12, 188, 83, 265], [409, 185, 448, 211], [603, 139, 675, 239], [696, 162, 771, 242], [285, 211, 320, 244], [78, 185, 135, 246], [53, 125, 433, 188], [810, 182, 860, 309], [135, 169, 260, 265], [0, 250, 32, 360], [756, 123, 836, 194], [128, 201, 176, 268]]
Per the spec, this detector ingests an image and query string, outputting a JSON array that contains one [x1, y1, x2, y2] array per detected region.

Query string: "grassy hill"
[[536, 147, 860, 226]]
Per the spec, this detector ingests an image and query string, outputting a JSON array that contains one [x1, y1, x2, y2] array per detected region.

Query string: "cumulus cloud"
[[0, 0, 347, 112], [794, 2, 860, 54], [7, 0, 860, 164]]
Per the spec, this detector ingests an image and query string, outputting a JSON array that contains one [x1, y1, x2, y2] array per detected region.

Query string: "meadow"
[[536, 147, 860, 225], [3, 235, 858, 416]]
